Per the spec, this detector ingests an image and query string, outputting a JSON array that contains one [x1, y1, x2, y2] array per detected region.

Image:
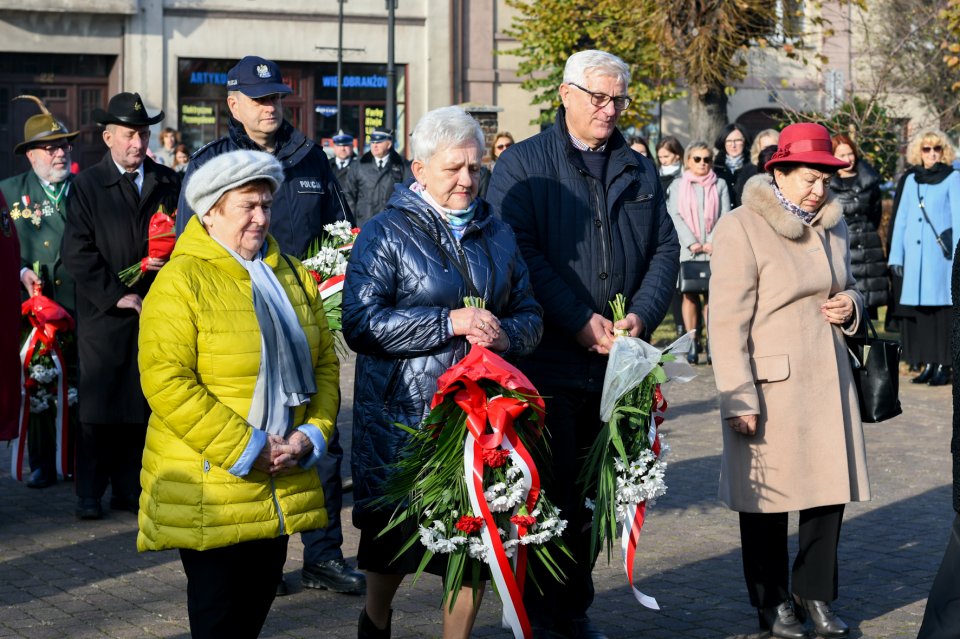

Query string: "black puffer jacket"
[[486, 107, 679, 392], [341, 149, 412, 227], [342, 186, 542, 525], [828, 160, 889, 309], [176, 118, 352, 257]]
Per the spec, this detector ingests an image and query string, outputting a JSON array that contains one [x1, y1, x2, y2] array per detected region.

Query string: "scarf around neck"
[[914, 162, 953, 185], [660, 163, 681, 177], [678, 169, 719, 241], [214, 238, 316, 436], [773, 184, 817, 225], [724, 153, 744, 173], [410, 181, 478, 241]]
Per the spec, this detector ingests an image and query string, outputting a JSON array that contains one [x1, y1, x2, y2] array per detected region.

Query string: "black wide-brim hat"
[[92, 92, 164, 127]]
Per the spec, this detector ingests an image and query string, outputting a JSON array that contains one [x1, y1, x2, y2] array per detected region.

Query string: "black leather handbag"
[[846, 318, 902, 423], [678, 261, 711, 293]]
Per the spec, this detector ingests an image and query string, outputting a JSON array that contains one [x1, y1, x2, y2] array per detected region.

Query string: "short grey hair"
[[562, 50, 631, 88], [410, 106, 484, 164], [683, 141, 712, 165]]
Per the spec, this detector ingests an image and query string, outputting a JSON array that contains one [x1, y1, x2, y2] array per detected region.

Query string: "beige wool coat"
[[709, 175, 871, 513]]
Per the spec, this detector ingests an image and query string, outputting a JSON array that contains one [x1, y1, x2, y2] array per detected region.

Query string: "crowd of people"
[[1, 46, 959, 639]]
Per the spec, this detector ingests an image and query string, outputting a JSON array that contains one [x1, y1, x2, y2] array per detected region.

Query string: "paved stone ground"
[[0, 355, 952, 639]]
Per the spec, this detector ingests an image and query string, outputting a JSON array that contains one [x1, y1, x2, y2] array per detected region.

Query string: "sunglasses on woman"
[[691, 155, 712, 164], [496, 143, 512, 150], [922, 145, 944, 153]]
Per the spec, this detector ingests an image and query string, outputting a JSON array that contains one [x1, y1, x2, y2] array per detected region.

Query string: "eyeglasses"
[[725, 138, 746, 145], [568, 83, 632, 111], [691, 155, 712, 164], [496, 143, 512, 150], [922, 145, 944, 153], [36, 143, 72, 155]]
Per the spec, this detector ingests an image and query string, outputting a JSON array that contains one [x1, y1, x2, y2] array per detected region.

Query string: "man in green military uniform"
[[1, 97, 79, 489]]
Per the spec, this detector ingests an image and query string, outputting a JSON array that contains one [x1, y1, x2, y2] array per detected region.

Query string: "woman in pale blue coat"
[[667, 141, 730, 364], [888, 129, 960, 386]]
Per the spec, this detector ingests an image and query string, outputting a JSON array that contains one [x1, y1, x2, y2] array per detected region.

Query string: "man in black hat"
[[330, 130, 357, 182], [175, 55, 362, 597], [341, 126, 411, 227], [175, 55, 351, 254], [61, 92, 181, 520], [1, 98, 80, 489]]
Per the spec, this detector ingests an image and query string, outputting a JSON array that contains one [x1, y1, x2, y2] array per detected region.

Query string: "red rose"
[[510, 514, 536, 528], [455, 515, 484, 534], [482, 448, 511, 468]]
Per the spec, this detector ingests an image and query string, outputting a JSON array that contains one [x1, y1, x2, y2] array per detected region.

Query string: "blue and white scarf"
[[773, 184, 817, 226], [216, 239, 316, 436], [410, 181, 478, 241]]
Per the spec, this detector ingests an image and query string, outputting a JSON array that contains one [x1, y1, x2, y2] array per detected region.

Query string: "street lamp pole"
[[336, 0, 346, 131], [385, 0, 397, 136]]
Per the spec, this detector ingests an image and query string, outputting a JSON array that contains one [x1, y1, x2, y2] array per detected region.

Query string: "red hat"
[[764, 123, 851, 172]]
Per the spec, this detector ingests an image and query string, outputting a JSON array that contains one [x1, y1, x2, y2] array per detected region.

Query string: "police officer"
[[330, 130, 356, 183], [341, 127, 411, 227]]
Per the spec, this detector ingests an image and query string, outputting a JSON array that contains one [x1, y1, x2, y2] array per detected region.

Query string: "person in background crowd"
[[342, 127, 411, 227], [343, 105, 542, 639], [487, 49, 679, 639], [1, 196, 20, 444], [628, 135, 650, 157], [914, 248, 960, 639], [666, 140, 730, 365], [656, 135, 686, 338], [176, 56, 351, 257], [330, 130, 357, 182], [656, 135, 684, 192], [155, 127, 179, 167], [138, 150, 339, 639], [175, 54, 359, 596], [61, 92, 181, 520], [711, 122, 866, 639], [490, 131, 515, 167], [173, 144, 190, 174], [1, 97, 80, 488], [735, 128, 780, 196], [714, 123, 753, 209], [888, 129, 960, 387], [828, 134, 888, 317]]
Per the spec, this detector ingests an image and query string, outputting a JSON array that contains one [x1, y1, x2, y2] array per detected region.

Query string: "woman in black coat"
[[342, 106, 542, 639], [828, 134, 889, 316], [714, 123, 754, 209]]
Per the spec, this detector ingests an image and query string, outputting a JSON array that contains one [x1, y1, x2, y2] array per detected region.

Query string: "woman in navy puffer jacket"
[[342, 106, 542, 639]]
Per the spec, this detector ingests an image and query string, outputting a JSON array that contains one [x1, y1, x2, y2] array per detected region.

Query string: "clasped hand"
[[253, 431, 314, 476], [576, 311, 644, 355], [449, 306, 510, 352]]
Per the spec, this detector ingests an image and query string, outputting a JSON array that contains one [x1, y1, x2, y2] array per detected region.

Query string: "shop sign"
[[182, 104, 216, 125]]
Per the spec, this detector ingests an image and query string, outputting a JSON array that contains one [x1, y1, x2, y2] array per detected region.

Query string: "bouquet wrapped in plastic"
[[580, 294, 695, 610], [301, 221, 359, 352]]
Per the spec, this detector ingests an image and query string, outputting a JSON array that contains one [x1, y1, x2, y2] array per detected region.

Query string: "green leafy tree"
[[503, 0, 675, 129]]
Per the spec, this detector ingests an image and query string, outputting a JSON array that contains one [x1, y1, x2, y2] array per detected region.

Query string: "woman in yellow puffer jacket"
[[137, 150, 339, 639]]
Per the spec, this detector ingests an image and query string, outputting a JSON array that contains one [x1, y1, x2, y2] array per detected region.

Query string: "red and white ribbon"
[[619, 385, 668, 610], [317, 273, 345, 299]]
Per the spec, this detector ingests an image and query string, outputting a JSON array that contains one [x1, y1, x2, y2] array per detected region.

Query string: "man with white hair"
[[487, 50, 679, 639]]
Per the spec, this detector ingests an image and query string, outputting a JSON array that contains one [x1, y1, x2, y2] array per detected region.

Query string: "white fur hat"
[[185, 150, 284, 218]]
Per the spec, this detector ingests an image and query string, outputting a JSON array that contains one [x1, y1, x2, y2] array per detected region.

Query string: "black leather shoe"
[[569, 616, 609, 639], [109, 495, 139, 514], [302, 558, 366, 594], [358, 607, 391, 639], [758, 600, 807, 639], [794, 598, 848, 637], [929, 365, 952, 387], [912, 363, 934, 383], [26, 468, 55, 489], [275, 577, 289, 597], [76, 497, 103, 520], [686, 341, 698, 365]]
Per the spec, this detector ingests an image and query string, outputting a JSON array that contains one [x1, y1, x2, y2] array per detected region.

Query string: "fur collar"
[[740, 174, 842, 239]]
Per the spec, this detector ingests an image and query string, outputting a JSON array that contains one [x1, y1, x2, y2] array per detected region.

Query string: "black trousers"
[[179, 536, 289, 639], [524, 387, 604, 622], [301, 425, 344, 565], [917, 513, 960, 639], [75, 421, 146, 502], [739, 504, 844, 608]]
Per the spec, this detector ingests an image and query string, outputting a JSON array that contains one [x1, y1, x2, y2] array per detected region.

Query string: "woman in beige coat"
[[710, 123, 869, 639]]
